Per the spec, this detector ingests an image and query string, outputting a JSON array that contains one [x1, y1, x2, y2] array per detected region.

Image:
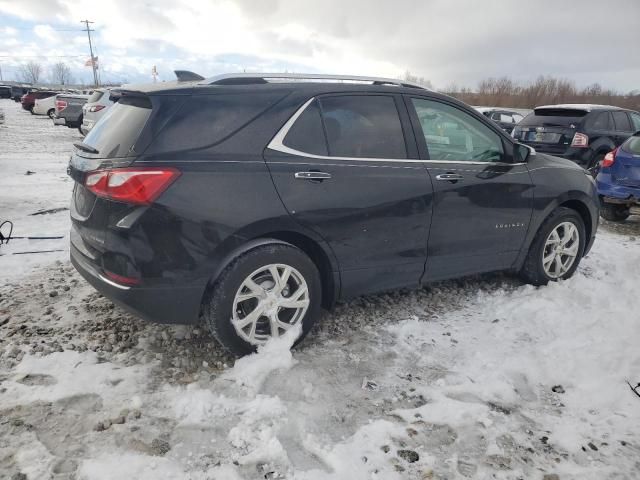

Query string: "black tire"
[[600, 203, 630, 222], [520, 207, 586, 286], [47, 109, 55, 119], [78, 125, 85, 136], [587, 153, 605, 177], [29, 106, 35, 114], [203, 242, 322, 356]]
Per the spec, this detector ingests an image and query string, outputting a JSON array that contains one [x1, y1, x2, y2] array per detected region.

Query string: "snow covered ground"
[[1, 99, 639, 480]]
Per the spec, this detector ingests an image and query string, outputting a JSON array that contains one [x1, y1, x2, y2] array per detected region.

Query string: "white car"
[[33, 94, 58, 118], [81, 88, 113, 135]]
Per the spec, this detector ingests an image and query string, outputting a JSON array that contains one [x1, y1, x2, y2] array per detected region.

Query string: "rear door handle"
[[295, 171, 332, 181], [435, 173, 464, 182]]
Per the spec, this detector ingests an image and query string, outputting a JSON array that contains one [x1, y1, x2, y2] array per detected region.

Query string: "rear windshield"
[[519, 108, 587, 128], [81, 96, 151, 158], [622, 135, 640, 155], [87, 91, 105, 103]]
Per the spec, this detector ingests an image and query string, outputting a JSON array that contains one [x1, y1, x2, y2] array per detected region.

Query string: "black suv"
[[68, 74, 599, 355], [513, 104, 640, 173]]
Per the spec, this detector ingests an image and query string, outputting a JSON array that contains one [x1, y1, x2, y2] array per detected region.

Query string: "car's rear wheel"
[[600, 203, 630, 222], [47, 108, 55, 119], [203, 243, 322, 356], [520, 207, 585, 286], [29, 106, 35, 115]]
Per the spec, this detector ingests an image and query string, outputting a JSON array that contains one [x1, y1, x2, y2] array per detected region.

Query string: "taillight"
[[103, 270, 140, 286], [89, 105, 106, 112], [601, 148, 618, 168], [85, 168, 180, 205], [571, 132, 589, 148], [56, 100, 67, 112]]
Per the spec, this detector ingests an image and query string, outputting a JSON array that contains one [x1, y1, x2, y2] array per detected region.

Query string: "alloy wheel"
[[542, 221, 580, 279], [231, 264, 310, 345]]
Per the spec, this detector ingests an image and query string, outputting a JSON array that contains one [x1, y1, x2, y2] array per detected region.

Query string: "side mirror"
[[515, 143, 535, 163]]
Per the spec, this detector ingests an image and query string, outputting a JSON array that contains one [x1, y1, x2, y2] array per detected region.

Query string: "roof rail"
[[200, 73, 428, 90]]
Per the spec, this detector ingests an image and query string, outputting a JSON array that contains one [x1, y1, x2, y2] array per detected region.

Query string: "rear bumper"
[[53, 116, 66, 126], [71, 243, 204, 325]]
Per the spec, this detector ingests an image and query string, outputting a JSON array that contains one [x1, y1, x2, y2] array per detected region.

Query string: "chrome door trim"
[[266, 97, 527, 167]]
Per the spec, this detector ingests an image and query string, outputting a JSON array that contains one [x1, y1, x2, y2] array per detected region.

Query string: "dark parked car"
[[11, 85, 29, 102], [21, 90, 57, 113], [0, 85, 12, 99], [68, 73, 599, 355], [512, 104, 640, 173], [53, 93, 89, 133], [476, 107, 526, 133], [596, 133, 640, 222]]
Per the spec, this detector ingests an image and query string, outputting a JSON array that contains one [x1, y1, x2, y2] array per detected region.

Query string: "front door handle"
[[295, 171, 332, 181], [435, 173, 464, 182]]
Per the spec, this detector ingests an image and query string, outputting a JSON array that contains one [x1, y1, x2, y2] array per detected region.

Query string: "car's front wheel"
[[203, 243, 322, 356], [520, 207, 585, 286]]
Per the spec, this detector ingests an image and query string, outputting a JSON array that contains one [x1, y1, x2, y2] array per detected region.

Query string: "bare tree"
[[403, 70, 433, 89], [50, 62, 73, 85], [18, 61, 42, 84]]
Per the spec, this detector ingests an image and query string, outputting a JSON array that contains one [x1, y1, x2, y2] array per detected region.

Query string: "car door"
[[264, 93, 434, 297], [405, 95, 534, 281]]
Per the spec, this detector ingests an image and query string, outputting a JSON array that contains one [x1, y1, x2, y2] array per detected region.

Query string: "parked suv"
[[21, 90, 57, 113], [81, 88, 114, 135], [596, 133, 640, 222], [513, 104, 640, 173], [68, 73, 599, 355], [476, 107, 526, 133]]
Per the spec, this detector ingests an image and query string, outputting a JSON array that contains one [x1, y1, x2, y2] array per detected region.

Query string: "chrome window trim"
[[266, 97, 528, 167]]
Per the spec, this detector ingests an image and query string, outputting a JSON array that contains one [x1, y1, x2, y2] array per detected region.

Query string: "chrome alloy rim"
[[231, 264, 309, 345], [542, 221, 580, 279]]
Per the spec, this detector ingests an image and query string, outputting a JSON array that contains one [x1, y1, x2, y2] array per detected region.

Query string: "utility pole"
[[81, 19, 99, 87]]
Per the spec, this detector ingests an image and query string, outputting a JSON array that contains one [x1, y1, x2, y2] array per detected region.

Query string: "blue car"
[[596, 132, 640, 221]]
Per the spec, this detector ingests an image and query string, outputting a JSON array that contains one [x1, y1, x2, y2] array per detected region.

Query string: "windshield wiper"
[[73, 142, 99, 154]]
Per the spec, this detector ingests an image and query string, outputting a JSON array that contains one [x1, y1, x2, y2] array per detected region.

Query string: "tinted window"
[[622, 135, 640, 155], [612, 111, 632, 131], [586, 112, 612, 130], [519, 109, 587, 127], [319, 95, 406, 159], [81, 96, 152, 158], [283, 100, 328, 156], [411, 98, 504, 162], [149, 92, 286, 153], [630, 112, 640, 132]]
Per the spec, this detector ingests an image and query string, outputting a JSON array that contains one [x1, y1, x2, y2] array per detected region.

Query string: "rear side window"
[[621, 135, 640, 155], [631, 112, 640, 131], [149, 92, 287, 153], [82, 96, 152, 158], [586, 112, 612, 130], [87, 91, 104, 103], [519, 109, 587, 127], [318, 95, 406, 159], [283, 100, 328, 156], [612, 111, 632, 132]]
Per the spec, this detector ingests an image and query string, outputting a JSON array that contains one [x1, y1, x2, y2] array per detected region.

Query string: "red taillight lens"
[[56, 100, 67, 112], [601, 148, 618, 168], [103, 270, 140, 286], [89, 105, 105, 112], [85, 168, 181, 205], [571, 132, 589, 148]]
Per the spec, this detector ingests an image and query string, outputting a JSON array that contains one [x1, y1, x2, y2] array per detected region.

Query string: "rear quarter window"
[[147, 92, 288, 154], [612, 111, 632, 132]]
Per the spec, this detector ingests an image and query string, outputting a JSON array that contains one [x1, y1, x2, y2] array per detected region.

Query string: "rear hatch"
[[68, 95, 153, 263], [512, 107, 588, 155], [614, 135, 640, 188]]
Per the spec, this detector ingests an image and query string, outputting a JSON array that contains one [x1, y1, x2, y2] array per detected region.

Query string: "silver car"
[[81, 89, 114, 135]]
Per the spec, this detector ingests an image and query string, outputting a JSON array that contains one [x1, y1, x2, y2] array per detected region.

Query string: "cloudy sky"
[[0, 0, 638, 90]]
